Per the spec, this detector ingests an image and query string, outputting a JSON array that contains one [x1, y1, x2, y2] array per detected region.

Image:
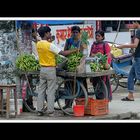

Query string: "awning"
[[32, 20, 84, 25], [16, 20, 84, 28]]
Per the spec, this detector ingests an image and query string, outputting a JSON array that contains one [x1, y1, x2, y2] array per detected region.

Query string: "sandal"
[[121, 97, 134, 101]]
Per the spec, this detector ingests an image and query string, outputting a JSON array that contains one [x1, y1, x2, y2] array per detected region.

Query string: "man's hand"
[[115, 45, 123, 49]]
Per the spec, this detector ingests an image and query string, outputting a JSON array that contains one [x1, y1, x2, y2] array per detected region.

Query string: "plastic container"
[[122, 48, 130, 55], [10, 99, 23, 115], [75, 98, 109, 116], [73, 105, 84, 117]]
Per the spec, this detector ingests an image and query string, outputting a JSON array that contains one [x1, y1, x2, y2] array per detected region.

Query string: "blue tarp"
[[32, 20, 84, 25], [16, 20, 84, 28]]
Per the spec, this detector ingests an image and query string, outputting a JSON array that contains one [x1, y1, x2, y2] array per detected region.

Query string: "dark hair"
[[32, 28, 37, 33], [37, 26, 51, 38], [133, 21, 140, 24], [95, 30, 105, 39], [71, 26, 81, 32]]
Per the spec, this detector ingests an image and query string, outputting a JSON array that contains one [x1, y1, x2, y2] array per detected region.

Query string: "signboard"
[[50, 24, 94, 49], [35, 22, 96, 55]]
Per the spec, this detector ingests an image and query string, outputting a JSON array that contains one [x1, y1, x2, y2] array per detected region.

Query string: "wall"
[[104, 32, 131, 44], [0, 31, 17, 84]]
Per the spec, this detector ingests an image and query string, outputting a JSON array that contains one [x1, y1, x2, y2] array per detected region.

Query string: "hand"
[[115, 45, 122, 49], [75, 48, 80, 53]]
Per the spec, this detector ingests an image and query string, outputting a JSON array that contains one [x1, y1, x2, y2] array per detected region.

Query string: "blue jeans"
[[128, 58, 140, 93]]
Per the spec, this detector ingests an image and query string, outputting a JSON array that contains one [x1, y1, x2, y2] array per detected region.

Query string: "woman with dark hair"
[[90, 30, 112, 100]]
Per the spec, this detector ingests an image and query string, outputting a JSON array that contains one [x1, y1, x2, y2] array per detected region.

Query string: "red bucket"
[[73, 105, 85, 117]]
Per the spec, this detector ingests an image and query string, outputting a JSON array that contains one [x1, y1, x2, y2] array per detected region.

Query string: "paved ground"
[[1, 83, 140, 121]]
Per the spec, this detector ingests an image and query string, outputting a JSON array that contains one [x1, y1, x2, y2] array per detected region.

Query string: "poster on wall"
[[35, 23, 96, 55]]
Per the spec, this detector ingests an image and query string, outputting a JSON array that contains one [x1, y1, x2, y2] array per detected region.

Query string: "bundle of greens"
[[16, 53, 40, 71], [90, 53, 108, 72], [66, 52, 83, 72]]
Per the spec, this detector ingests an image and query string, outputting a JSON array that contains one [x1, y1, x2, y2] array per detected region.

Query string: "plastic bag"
[[76, 56, 86, 73]]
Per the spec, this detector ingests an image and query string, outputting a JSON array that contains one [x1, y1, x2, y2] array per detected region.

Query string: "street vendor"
[[36, 26, 79, 116], [90, 30, 112, 100], [64, 25, 83, 52], [64, 25, 88, 92]]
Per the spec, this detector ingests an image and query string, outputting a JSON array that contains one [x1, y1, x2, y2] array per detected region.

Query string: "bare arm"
[[117, 38, 140, 49], [64, 41, 68, 51], [59, 48, 79, 56]]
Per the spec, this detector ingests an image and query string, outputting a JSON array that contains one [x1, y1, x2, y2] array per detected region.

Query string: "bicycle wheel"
[[119, 76, 137, 88], [118, 76, 128, 88], [92, 77, 108, 99], [56, 79, 88, 116], [110, 74, 119, 93]]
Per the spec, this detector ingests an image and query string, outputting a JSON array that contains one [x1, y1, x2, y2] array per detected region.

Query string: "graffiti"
[[0, 31, 17, 84]]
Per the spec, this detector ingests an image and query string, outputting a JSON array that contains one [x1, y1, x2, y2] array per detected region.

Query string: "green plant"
[[81, 31, 89, 46], [66, 52, 83, 72], [16, 53, 40, 71]]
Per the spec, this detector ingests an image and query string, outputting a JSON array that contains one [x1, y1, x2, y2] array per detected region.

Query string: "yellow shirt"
[[37, 40, 61, 67]]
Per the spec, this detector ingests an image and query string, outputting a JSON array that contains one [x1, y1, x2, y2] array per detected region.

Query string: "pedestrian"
[[36, 26, 79, 116], [117, 21, 140, 101], [90, 30, 112, 100]]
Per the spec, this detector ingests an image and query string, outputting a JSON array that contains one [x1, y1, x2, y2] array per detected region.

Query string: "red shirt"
[[90, 41, 112, 64]]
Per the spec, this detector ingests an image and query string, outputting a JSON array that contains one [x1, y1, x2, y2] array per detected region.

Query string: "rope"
[[112, 21, 121, 45]]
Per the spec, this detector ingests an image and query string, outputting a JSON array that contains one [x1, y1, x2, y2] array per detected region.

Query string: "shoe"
[[48, 112, 55, 117], [37, 111, 44, 116], [121, 97, 134, 101], [47, 111, 63, 117], [29, 105, 36, 110]]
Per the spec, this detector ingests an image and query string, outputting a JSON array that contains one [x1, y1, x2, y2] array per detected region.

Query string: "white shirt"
[[32, 41, 39, 60]]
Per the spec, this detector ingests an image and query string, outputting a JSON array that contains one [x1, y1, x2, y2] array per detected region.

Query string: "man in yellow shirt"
[[36, 26, 79, 116]]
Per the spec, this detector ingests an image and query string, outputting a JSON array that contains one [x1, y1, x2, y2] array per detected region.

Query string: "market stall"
[[15, 20, 114, 117]]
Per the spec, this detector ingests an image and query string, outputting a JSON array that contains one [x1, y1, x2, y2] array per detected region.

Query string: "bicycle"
[[21, 72, 88, 115], [20, 69, 113, 116], [56, 70, 112, 116], [110, 53, 137, 93]]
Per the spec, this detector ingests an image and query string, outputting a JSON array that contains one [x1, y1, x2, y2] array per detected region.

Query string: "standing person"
[[32, 28, 41, 60], [36, 26, 79, 116], [64, 25, 88, 91], [90, 30, 112, 100], [117, 21, 140, 101], [22, 28, 40, 112], [64, 25, 83, 52]]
